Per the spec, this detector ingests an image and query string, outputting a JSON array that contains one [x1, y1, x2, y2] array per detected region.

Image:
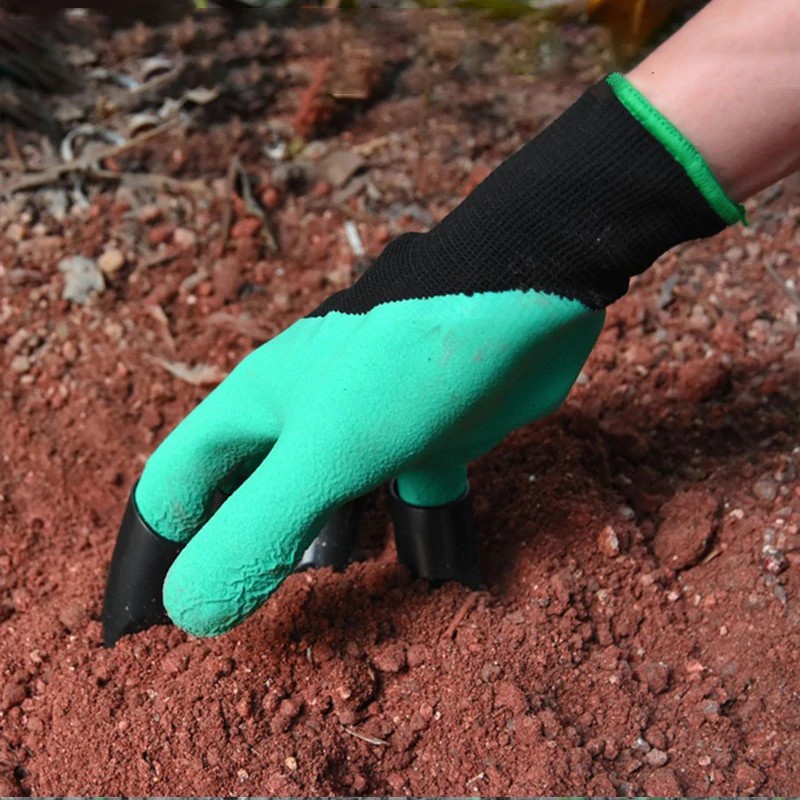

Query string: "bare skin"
[[627, 0, 800, 201]]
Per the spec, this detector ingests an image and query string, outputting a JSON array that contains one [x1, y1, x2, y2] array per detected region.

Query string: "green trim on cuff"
[[606, 72, 746, 226]]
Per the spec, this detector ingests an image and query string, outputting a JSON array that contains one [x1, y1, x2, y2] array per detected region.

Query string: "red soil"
[[0, 11, 798, 796]]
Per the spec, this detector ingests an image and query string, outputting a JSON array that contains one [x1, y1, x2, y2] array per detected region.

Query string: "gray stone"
[[58, 255, 104, 303], [754, 476, 778, 502]]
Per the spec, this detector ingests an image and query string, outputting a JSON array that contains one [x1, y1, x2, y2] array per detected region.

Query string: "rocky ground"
[[0, 9, 798, 797]]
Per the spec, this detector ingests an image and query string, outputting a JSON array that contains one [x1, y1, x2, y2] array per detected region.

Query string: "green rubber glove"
[[136, 74, 741, 636]]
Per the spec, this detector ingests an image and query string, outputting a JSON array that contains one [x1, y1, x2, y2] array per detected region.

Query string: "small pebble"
[[597, 524, 620, 558], [272, 291, 292, 312], [725, 245, 744, 263], [603, 737, 619, 759], [58, 255, 104, 304], [6, 223, 25, 242], [98, 248, 125, 275], [7, 328, 30, 353], [279, 698, 301, 719], [10, 355, 30, 374], [745, 242, 761, 259], [762, 545, 787, 575], [387, 772, 406, 793], [701, 700, 720, 717], [646, 748, 669, 767], [173, 227, 197, 248], [754, 476, 778, 502], [618, 505, 635, 521], [61, 341, 79, 362]]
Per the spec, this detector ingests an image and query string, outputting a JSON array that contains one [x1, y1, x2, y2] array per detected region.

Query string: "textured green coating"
[[136, 289, 604, 636]]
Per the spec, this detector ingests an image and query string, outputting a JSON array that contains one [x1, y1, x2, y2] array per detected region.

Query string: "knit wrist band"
[[606, 73, 746, 226]]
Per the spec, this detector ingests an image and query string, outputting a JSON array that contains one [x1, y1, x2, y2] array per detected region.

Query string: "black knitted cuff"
[[312, 79, 729, 315]]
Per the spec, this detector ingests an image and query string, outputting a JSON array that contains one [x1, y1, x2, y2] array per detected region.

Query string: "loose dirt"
[[0, 10, 798, 797]]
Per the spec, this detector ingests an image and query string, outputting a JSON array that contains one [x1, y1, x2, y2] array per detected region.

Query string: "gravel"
[[58, 255, 105, 303]]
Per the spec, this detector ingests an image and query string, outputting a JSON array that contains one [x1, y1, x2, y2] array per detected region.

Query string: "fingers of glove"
[[135, 378, 281, 544], [395, 463, 468, 507], [163, 435, 341, 637]]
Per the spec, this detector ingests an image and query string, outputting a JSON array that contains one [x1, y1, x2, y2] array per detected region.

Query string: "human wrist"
[[624, 0, 800, 202]]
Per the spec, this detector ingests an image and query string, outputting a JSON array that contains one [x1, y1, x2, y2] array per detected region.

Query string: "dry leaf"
[[146, 355, 227, 386]]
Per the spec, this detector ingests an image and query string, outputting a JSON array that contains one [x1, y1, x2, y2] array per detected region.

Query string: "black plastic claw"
[[296, 500, 362, 571], [389, 478, 481, 589], [102, 484, 184, 647], [103, 485, 364, 646]]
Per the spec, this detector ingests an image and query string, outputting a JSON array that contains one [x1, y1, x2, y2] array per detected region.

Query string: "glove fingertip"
[[163, 550, 292, 638]]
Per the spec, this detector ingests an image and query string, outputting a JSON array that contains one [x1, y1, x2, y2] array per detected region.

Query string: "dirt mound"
[[1, 10, 798, 796]]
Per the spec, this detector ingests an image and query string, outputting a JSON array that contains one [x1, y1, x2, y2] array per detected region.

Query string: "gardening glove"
[[134, 73, 743, 637]]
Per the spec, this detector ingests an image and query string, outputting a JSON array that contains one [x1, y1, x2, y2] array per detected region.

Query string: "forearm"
[[627, 0, 800, 201]]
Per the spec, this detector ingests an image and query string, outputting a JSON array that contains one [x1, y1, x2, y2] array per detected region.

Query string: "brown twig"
[[701, 548, 722, 565], [140, 248, 180, 270], [220, 155, 279, 255], [4, 125, 25, 172], [342, 726, 388, 746], [442, 591, 479, 640], [765, 259, 800, 308], [89, 168, 205, 195], [219, 154, 240, 252], [0, 119, 179, 195], [142, 303, 177, 352]]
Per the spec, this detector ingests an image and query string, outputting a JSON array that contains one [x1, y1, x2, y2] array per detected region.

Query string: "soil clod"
[[653, 489, 721, 570]]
